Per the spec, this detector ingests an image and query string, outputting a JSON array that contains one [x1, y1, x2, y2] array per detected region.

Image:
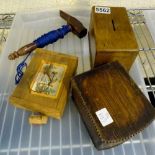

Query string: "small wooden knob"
[[29, 114, 48, 125], [8, 42, 37, 60], [8, 51, 19, 60]]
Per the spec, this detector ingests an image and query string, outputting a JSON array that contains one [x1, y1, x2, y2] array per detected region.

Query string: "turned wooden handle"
[[8, 42, 37, 60]]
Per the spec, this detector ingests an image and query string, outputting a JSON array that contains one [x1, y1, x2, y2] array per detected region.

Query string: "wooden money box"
[[9, 49, 78, 119], [72, 61, 155, 150], [89, 6, 139, 70]]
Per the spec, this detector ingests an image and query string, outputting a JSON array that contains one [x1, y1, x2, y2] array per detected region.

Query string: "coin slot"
[[112, 19, 116, 31]]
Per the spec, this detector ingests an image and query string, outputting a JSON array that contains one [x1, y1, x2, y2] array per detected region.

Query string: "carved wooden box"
[[72, 61, 155, 150], [9, 49, 78, 119], [89, 6, 139, 70]]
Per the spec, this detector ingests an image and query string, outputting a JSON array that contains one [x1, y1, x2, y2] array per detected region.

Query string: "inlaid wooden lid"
[[9, 49, 78, 119]]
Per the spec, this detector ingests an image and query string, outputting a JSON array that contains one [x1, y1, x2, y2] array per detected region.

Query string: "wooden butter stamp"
[[89, 6, 139, 70], [9, 49, 78, 119]]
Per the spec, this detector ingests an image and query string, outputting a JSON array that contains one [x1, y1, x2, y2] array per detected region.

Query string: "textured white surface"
[[0, 9, 154, 155], [144, 10, 155, 43], [1, 0, 155, 13]]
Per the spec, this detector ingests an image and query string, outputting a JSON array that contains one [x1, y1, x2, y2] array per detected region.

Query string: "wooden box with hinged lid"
[[71, 61, 155, 150], [9, 48, 78, 119], [89, 6, 139, 70]]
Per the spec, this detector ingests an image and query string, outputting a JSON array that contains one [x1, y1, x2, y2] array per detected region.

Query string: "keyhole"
[[112, 19, 116, 31]]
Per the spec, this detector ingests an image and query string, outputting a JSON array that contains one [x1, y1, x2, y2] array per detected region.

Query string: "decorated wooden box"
[[89, 6, 139, 70], [71, 61, 155, 150], [9, 49, 78, 119]]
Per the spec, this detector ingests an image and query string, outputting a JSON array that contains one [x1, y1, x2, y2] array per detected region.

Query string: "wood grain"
[[72, 61, 155, 149], [9, 48, 78, 119], [29, 114, 48, 125], [89, 6, 139, 70]]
